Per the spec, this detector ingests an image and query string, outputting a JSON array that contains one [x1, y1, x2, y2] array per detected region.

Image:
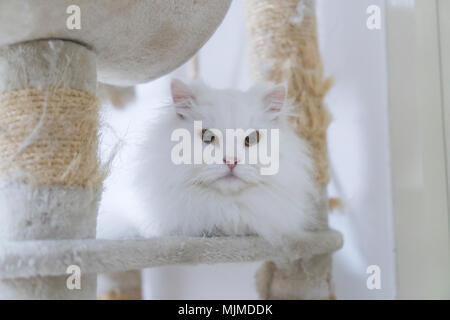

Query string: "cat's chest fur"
[[164, 184, 261, 237]]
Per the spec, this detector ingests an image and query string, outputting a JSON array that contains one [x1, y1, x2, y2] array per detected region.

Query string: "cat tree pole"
[[0, 40, 100, 299], [245, 0, 337, 299]]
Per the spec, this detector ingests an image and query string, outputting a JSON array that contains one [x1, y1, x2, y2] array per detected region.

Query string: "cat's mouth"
[[217, 172, 252, 186], [221, 172, 240, 181], [206, 170, 257, 194]]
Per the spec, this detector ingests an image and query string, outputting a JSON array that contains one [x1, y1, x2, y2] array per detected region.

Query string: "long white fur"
[[131, 80, 320, 244]]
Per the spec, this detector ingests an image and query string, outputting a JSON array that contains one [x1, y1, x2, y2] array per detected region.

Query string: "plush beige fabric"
[[0, 231, 343, 280], [0, 0, 231, 85]]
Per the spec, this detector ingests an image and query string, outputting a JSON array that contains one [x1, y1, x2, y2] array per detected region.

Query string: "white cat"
[[128, 79, 321, 244]]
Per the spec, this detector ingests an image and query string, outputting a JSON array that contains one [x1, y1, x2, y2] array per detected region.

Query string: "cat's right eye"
[[245, 130, 260, 147], [202, 129, 216, 144]]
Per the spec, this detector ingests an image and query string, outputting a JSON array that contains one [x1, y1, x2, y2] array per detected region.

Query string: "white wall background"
[[320, 0, 395, 299], [100, 0, 396, 299]]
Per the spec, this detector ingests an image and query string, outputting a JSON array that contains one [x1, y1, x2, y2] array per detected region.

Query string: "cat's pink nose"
[[224, 157, 238, 171]]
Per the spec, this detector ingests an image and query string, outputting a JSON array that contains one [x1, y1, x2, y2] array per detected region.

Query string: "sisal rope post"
[[244, 0, 337, 299], [245, 0, 332, 185], [0, 40, 101, 299]]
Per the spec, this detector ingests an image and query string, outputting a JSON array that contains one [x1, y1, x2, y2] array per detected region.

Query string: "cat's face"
[[166, 80, 294, 195]]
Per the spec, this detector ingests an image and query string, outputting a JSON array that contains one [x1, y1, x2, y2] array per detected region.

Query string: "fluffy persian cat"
[[126, 79, 320, 244]]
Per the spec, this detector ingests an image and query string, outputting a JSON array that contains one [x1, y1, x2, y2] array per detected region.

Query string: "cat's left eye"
[[245, 130, 260, 147], [202, 129, 216, 144]]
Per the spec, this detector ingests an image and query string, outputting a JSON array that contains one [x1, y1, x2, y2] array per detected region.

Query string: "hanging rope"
[[189, 54, 200, 80]]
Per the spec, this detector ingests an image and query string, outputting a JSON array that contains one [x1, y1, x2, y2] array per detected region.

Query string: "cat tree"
[[0, 0, 342, 300]]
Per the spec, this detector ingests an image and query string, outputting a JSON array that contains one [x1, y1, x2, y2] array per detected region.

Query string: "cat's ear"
[[263, 84, 287, 119], [171, 79, 195, 118]]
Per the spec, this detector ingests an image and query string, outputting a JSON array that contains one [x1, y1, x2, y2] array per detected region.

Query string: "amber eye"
[[202, 129, 216, 144], [245, 130, 260, 147]]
